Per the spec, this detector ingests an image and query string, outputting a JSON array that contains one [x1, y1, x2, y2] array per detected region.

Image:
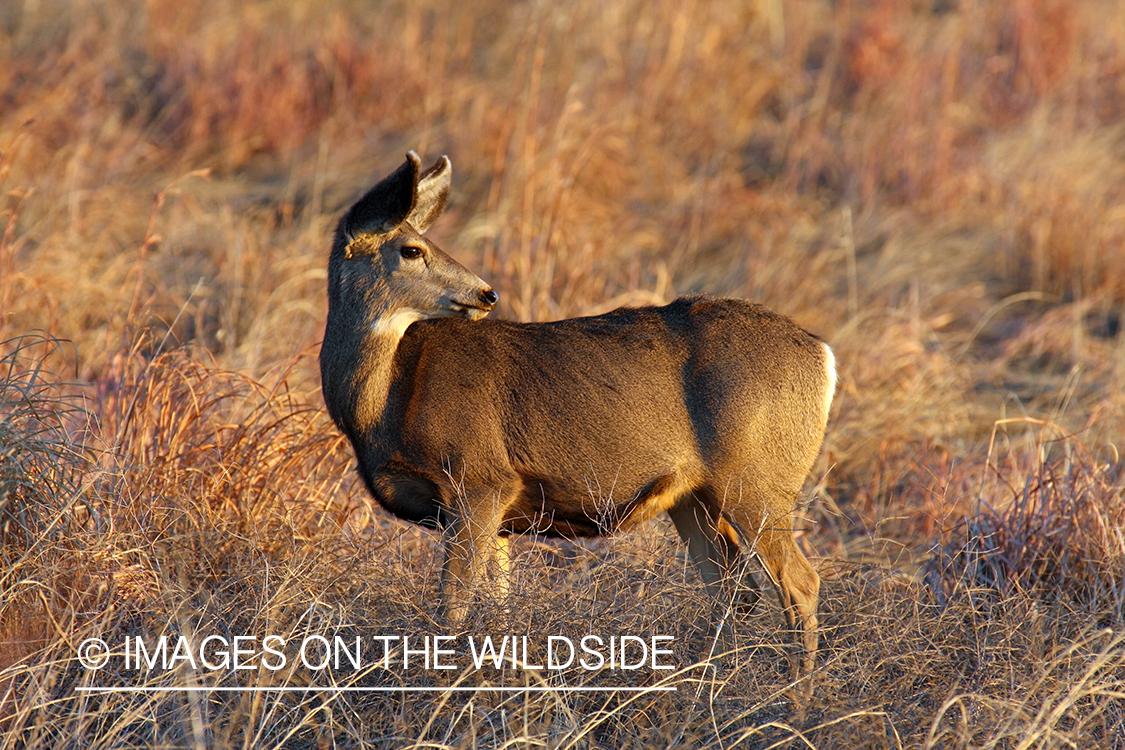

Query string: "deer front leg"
[[439, 488, 513, 627]]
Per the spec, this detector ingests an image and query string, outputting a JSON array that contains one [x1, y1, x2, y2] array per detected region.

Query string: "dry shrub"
[[90, 339, 359, 549], [0, 333, 91, 549], [0, 333, 94, 704], [999, 296, 1125, 383], [983, 125, 1125, 302], [820, 307, 984, 550], [140, 1, 435, 170], [926, 428, 1125, 621], [0, 336, 363, 728], [815, 573, 1125, 750]]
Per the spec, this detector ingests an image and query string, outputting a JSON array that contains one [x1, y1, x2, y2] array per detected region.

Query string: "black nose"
[[480, 289, 499, 306]]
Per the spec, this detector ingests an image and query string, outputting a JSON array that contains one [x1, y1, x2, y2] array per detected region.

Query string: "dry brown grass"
[[3, 0, 1125, 747]]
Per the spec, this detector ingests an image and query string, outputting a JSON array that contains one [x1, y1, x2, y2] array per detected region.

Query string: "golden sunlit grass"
[[2, 0, 1125, 747]]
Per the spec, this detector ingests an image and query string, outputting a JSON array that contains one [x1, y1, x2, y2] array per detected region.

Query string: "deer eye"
[[400, 245, 424, 260]]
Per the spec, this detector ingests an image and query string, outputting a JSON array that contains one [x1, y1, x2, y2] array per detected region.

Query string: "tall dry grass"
[[2, 0, 1125, 747]]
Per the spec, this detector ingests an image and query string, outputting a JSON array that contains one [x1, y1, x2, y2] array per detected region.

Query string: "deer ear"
[[343, 152, 422, 239], [407, 155, 451, 233]]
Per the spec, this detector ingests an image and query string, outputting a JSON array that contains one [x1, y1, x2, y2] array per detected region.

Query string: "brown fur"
[[320, 151, 835, 684]]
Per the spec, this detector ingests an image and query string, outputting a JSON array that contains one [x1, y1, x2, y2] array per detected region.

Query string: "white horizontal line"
[[75, 686, 677, 694]]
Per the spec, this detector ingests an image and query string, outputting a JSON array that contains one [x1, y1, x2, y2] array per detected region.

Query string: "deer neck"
[[324, 306, 425, 439]]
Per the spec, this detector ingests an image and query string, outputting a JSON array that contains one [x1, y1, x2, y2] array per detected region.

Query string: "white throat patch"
[[371, 308, 427, 341]]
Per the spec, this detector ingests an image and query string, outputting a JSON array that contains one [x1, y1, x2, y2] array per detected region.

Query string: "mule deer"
[[320, 152, 836, 680]]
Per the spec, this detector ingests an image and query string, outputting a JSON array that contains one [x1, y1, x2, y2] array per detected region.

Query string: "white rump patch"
[[821, 342, 838, 419]]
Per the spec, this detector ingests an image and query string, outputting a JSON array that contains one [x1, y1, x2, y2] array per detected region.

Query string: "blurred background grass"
[[1, 0, 1123, 747]]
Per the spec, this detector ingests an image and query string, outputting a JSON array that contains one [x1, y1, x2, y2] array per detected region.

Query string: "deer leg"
[[440, 487, 513, 627], [492, 534, 512, 599], [668, 500, 761, 614], [668, 498, 741, 659], [751, 521, 820, 684], [669, 500, 733, 600], [717, 517, 761, 616]]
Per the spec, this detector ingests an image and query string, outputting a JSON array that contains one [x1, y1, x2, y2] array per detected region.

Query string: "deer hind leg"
[[747, 520, 820, 683], [717, 517, 761, 616], [668, 496, 760, 611], [440, 486, 516, 628], [668, 495, 746, 659]]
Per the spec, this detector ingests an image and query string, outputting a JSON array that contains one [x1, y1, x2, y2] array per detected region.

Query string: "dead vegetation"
[[2, 0, 1125, 747]]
